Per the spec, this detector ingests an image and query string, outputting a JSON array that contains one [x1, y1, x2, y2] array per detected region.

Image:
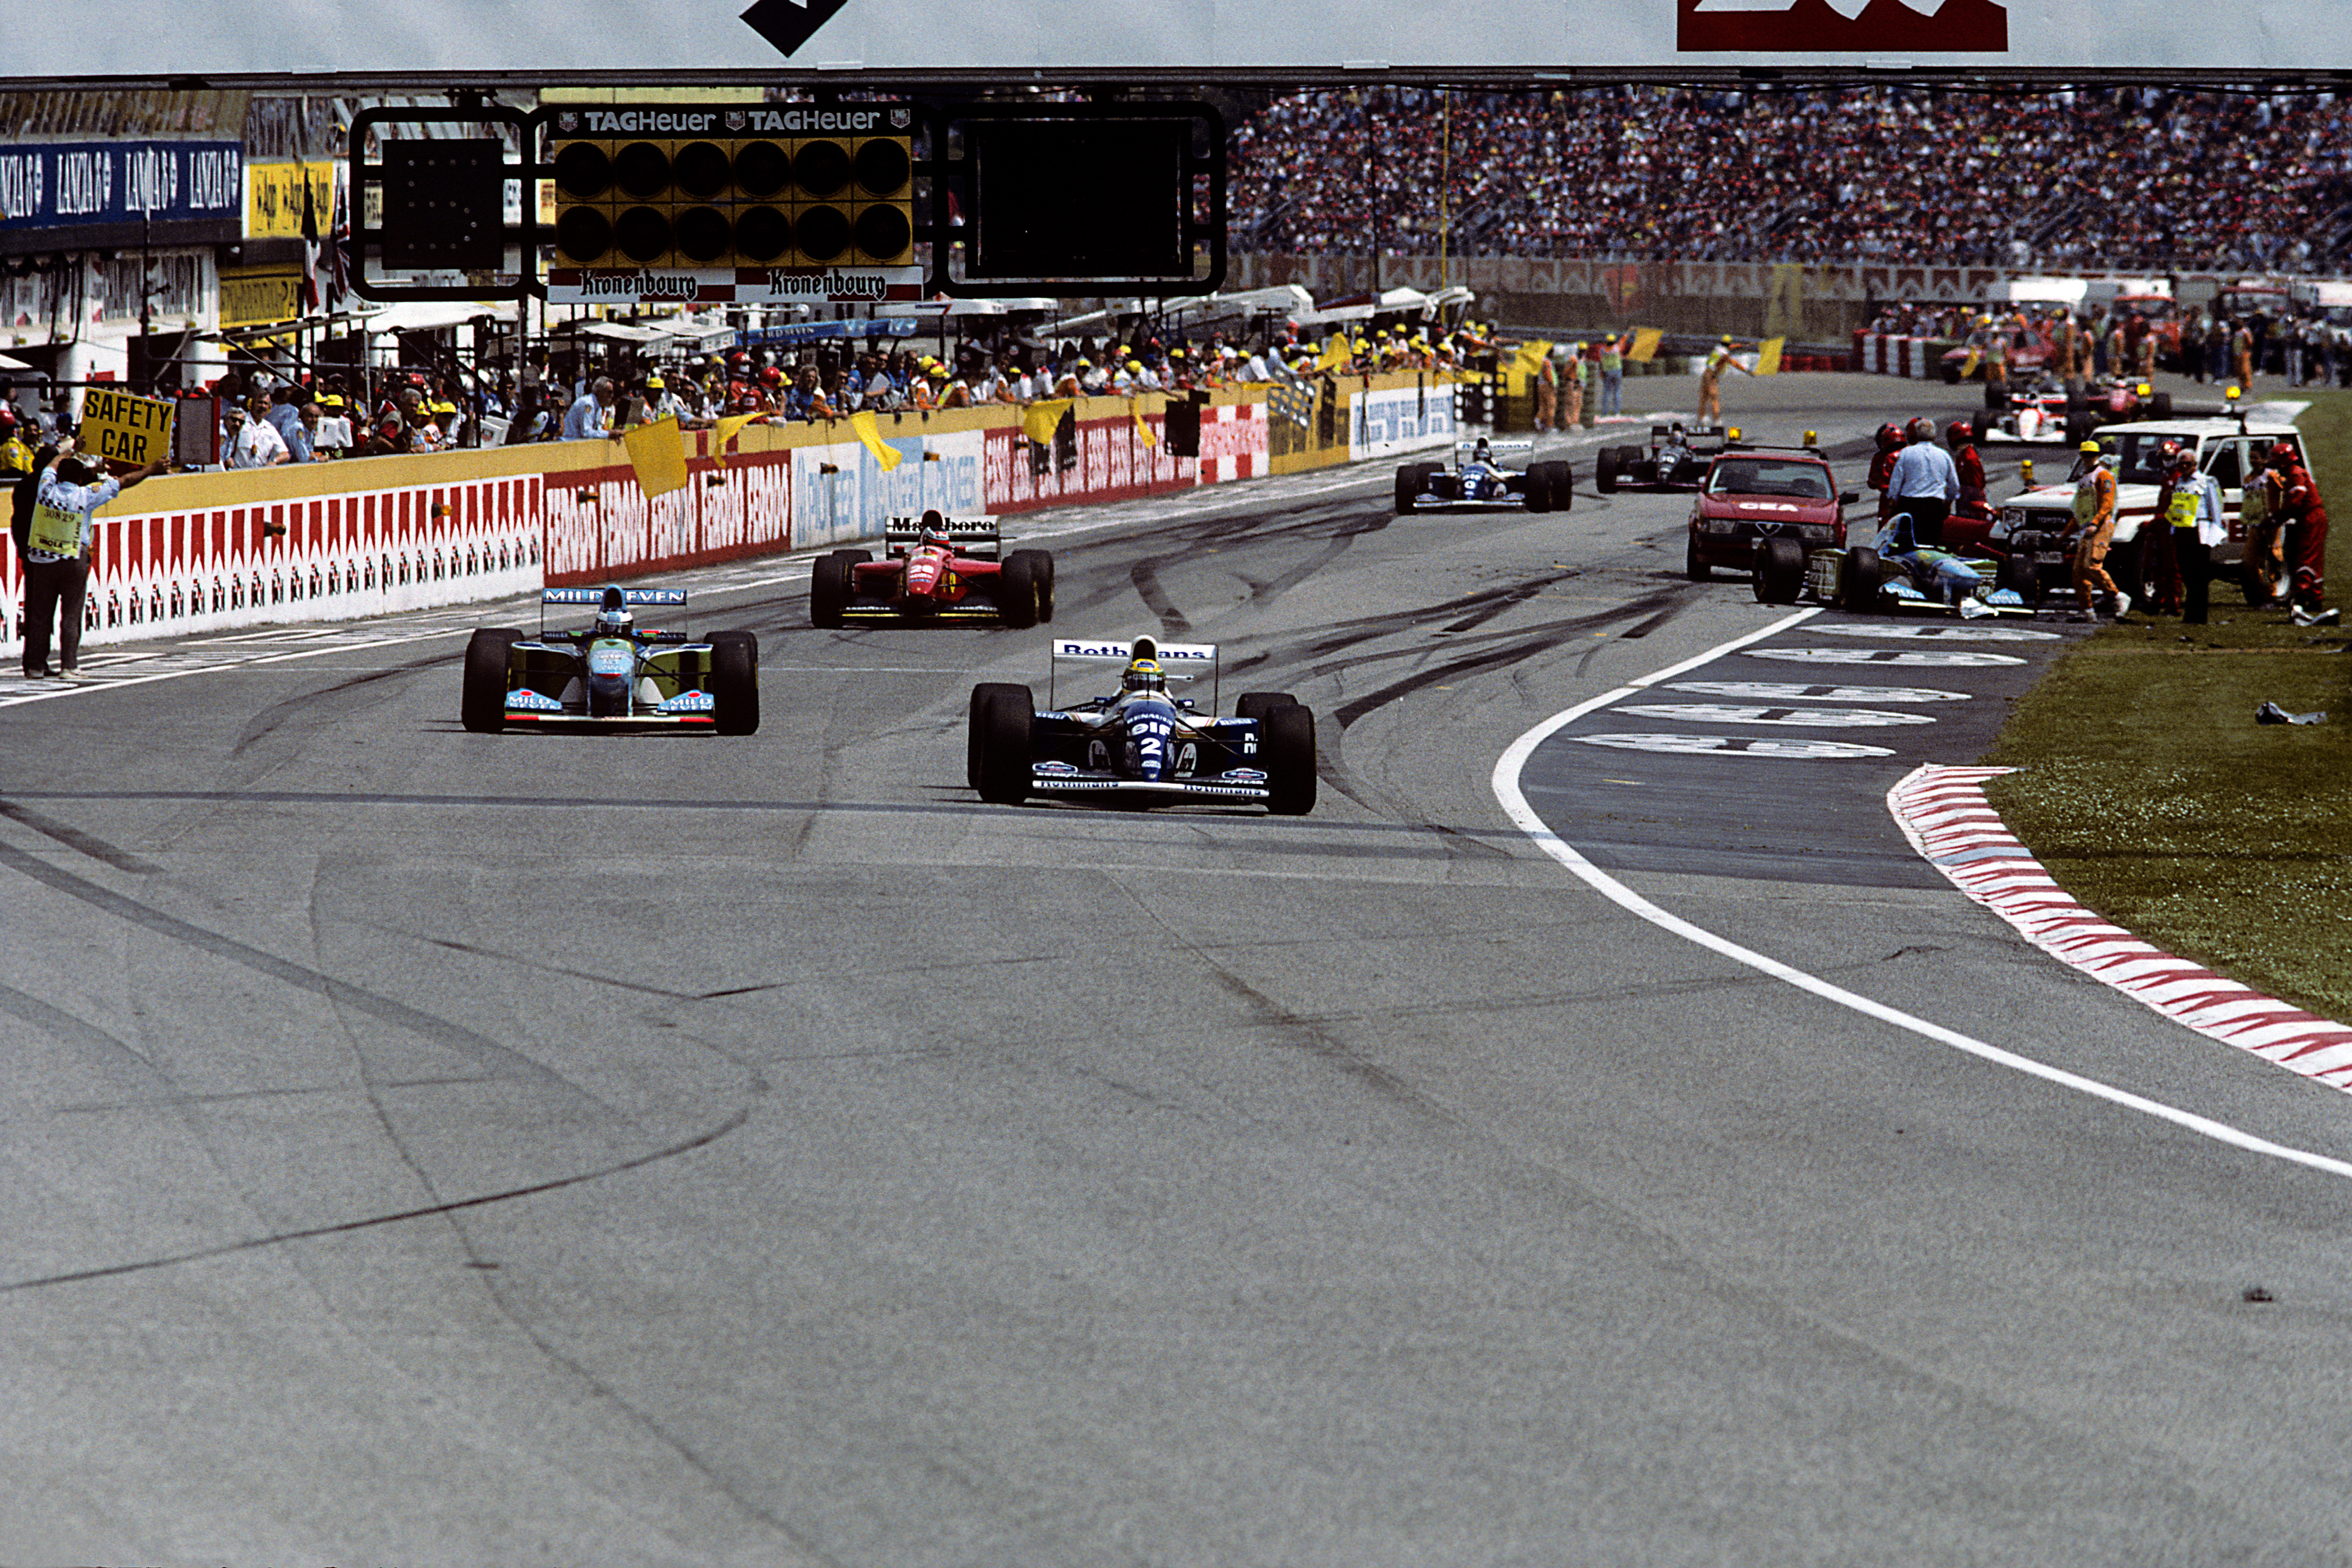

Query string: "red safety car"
[[1683, 435, 1859, 598], [809, 511, 1055, 628]]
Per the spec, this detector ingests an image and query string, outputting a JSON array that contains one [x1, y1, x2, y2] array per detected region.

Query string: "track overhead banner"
[[25, 1, 2352, 75]]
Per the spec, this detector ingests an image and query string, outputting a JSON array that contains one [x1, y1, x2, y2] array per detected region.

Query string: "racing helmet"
[[1473, 437, 1493, 462], [1668, 421, 1687, 439], [1122, 657, 1166, 695], [1876, 421, 1903, 452], [594, 584, 632, 636], [1946, 420, 1972, 449], [2271, 440, 2301, 468], [918, 508, 953, 547]]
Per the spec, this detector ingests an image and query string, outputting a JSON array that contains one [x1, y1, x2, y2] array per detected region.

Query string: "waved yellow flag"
[[1022, 399, 1072, 445], [621, 415, 688, 499], [1628, 327, 1663, 363], [1960, 348, 1982, 379], [1755, 337, 1785, 376], [1314, 332, 1352, 374], [709, 412, 759, 468], [850, 410, 902, 472], [1512, 340, 1554, 376], [1133, 401, 1159, 449]]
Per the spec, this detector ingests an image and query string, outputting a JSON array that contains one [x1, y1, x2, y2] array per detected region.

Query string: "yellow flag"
[[709, 413, 759, 468], [1314, 332, 1351, 374], [1512, 340, 1553, 376], [850, 410, 902, 472], [1628, 327, 1663, 363], [621, 415, 688, 499], [1755, 337, 1784, 376], [1022, 398, 1072, 445], [1133, 401, 1158, 449], [1960, 348, 1982, 379]]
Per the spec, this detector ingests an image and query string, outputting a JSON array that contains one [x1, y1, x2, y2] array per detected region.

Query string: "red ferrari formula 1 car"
[[809, 510, 1056, 629]]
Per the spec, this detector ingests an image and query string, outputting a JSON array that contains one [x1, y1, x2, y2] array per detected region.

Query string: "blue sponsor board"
[[0, 141, 244, 232]]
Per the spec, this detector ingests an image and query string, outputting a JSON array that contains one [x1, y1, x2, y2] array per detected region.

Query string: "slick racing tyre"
[[1394, 462, 1439, 514], [1260, 703, 1317, 816], [1595, 448, 1620, 494], [967, 682, 1031, 789], [1549, 461, 1574, 512], [1839, 546, 1881, 612], [460, 628, 522, 733], [1030, 551, 1057, 623], [1235, 691, 1299, 724], [1970, 409, 1994, 442], [973, 686, 1036, 805], [1685, 532, 1712, 582], [1753, 536, 1806, 605], [810, 551, 854, 628], [708, 630, 760, 735], [998, 551, 1041, 629]]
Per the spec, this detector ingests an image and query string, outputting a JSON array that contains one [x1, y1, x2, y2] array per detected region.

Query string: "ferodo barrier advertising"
[[80, 389, 177, 467]]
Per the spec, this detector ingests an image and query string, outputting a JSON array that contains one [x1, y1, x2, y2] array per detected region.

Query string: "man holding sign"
[[18, 444, 162, 681]]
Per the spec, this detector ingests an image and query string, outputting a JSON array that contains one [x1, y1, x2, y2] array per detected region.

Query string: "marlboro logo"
[[1680, 0, 2008, 52]]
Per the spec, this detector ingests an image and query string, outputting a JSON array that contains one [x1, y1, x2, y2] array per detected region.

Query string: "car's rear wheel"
[[1034, 552, 1057, 622], [1002, 550, 1048, 627], [974, 688, 1035, 805], [1839, 546, 1881, 612], [2149, 391, 2174, 420], [1983, 378, 2005, 409], [708, 630, 760, 735], [1260, 703, 1317, 816], [810, 551, 852, 628], [1754, 536, 1806, 605], [967, 682, 1030, 787], [1596, 448, 1619, 494], [1522, 463, 1552, 513], [1394, 464, 1419, 514], [1552, 461, 1574, 511], [460, 628, 521, 733], [1971, 409, 1994, 442], [1685, 531, 1712, 582]]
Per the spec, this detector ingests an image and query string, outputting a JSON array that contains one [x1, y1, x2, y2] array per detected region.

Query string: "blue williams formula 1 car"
[[1395, 439, 1574, 514], [461, 585, 759, 733], [966, 636, 1317, 813]]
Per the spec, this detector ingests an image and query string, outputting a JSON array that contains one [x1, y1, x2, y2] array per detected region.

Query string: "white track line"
[[1491, 617, 2352, 1184]]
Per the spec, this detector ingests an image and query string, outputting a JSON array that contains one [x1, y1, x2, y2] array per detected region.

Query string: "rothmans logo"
[[1679, 0, 2007, 53]]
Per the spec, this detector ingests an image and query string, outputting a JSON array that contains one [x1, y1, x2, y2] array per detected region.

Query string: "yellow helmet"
[[1121, 658, 1166, 694]]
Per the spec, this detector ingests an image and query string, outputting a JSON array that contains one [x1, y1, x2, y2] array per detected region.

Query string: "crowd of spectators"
[[102, 319, 1485, 468], [1232, 85, 2352, 273]]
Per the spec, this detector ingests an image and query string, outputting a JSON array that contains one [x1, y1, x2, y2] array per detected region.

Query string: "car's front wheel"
[[974, 687, 1036, 805], [1260, 703, 1317, 816], [708, 630, 759, 735], [1753, 536, 1806, 605], [460, 628, 521, 732]]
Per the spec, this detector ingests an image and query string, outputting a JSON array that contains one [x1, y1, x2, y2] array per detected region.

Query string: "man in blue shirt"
[[562, 377, 615, 440], [1885, 417, 1961, 547], [18, 446, 163, 680]]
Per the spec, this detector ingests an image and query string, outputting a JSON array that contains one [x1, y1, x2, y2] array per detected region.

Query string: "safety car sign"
[[79, 388, 176, 468]]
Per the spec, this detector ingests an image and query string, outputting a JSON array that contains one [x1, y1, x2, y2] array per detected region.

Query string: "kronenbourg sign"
[[17, 0, 2346, 74]]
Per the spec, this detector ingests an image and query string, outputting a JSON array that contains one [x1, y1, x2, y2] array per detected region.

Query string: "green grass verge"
[[1982, 387, 2352, 1022]]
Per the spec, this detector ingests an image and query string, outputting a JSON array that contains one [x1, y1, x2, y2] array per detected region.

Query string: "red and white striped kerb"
[[1889, 764, 2352, 1087]]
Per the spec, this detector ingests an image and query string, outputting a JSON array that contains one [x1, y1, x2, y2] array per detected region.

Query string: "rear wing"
[[1650, 424, 1728, 448], [883, 514, 1002, 558], [1049, 635, 1219, 710], [539, 585, 688, 635], [1455, 439, 1533, 461]]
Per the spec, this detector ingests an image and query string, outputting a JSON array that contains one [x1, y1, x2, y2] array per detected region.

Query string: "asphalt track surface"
[[10, 373, 2352, 1567]]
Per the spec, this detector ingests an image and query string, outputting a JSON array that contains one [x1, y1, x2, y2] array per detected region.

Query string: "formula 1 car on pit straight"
[[461, 585, 758, 733], [1595, 424, 1729, 493], [1777, 534, 2033, 616], [1393, 438, 1574, 514], [966, 636, 1316, 814], [1969, 375, 2178, 446], [1683, 432, 1859, 585], [809, 510, 1054, 628]]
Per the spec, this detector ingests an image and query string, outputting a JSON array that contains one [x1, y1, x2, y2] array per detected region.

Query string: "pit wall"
[[4, 375, 1450, 656]]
